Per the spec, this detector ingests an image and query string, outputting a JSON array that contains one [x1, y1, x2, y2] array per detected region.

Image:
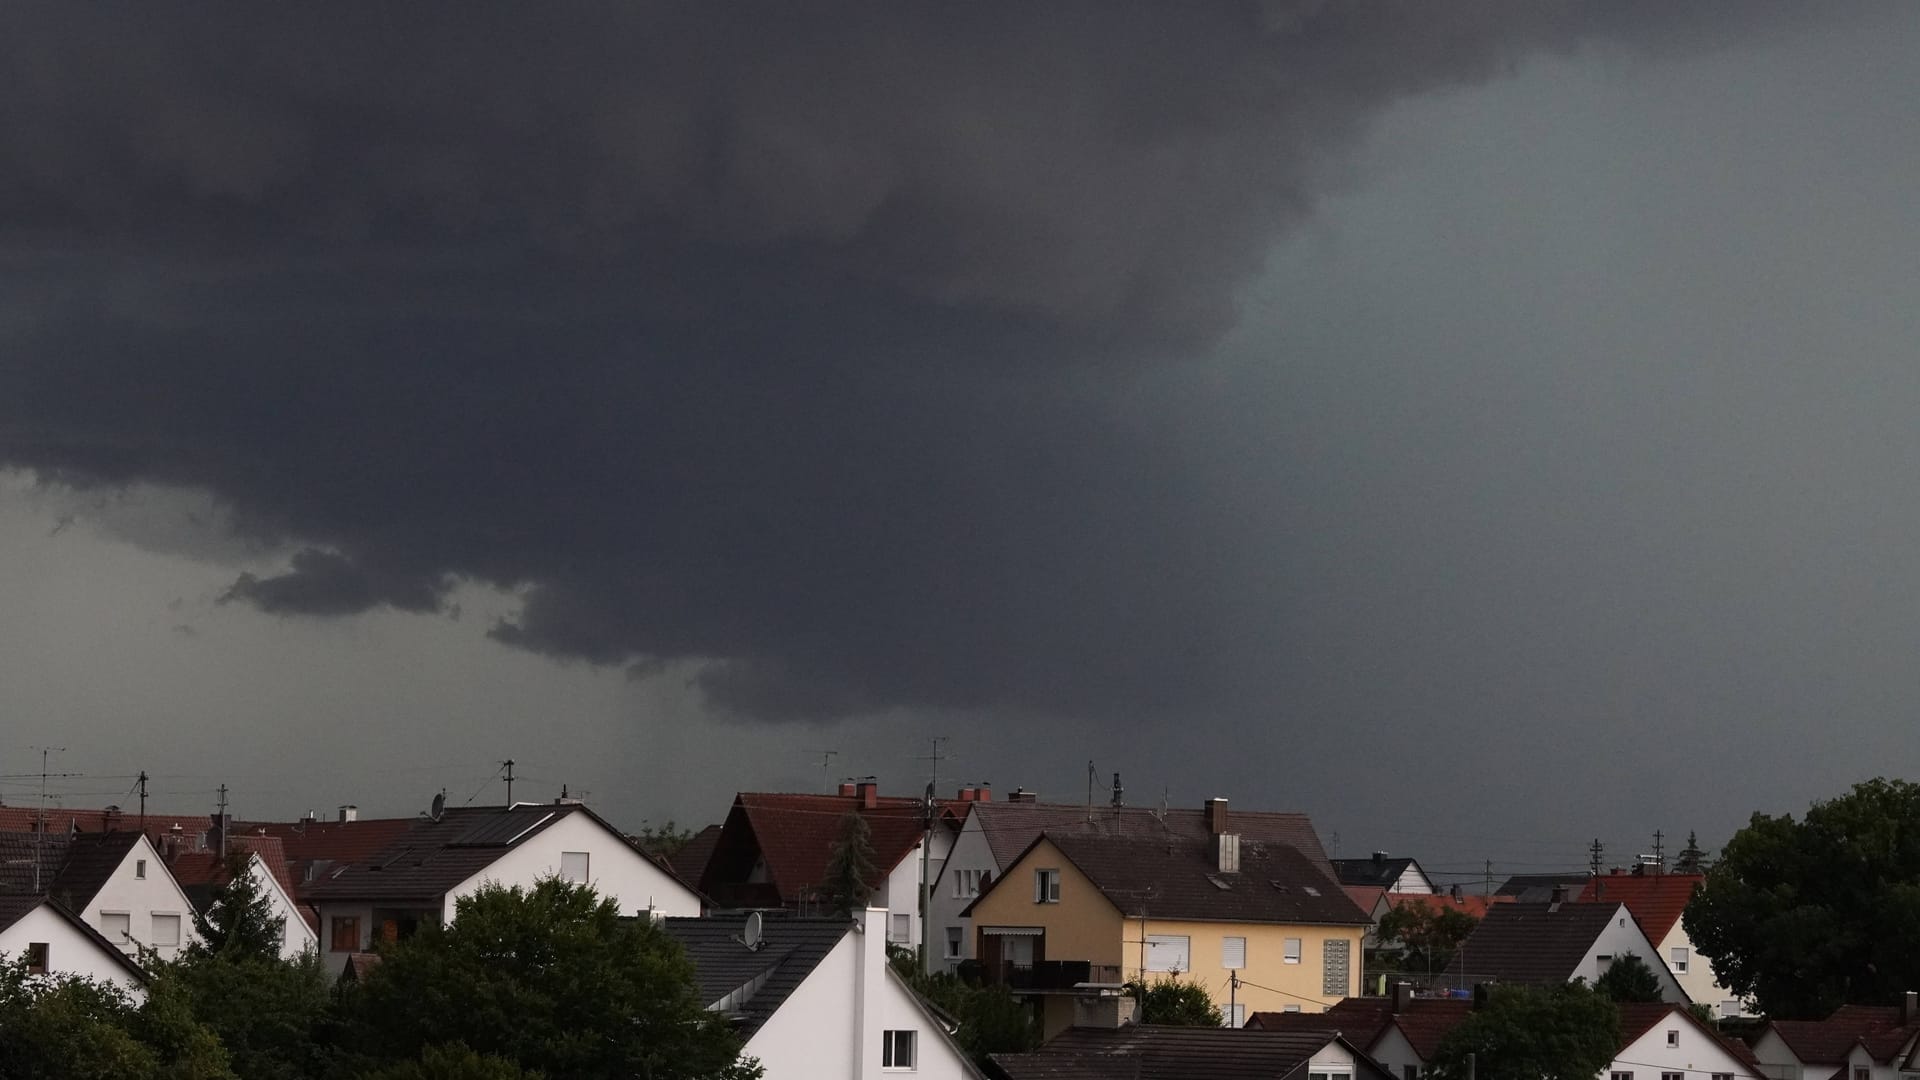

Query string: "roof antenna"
[[807, 750, 840, 794], [500, 759, 516, 805], [1086, 760, 1095, 824]]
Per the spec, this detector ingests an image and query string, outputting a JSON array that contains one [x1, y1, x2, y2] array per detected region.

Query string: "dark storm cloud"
[[0, 2, 1830, 720]]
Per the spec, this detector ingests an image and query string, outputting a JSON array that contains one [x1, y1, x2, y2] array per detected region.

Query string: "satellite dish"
[[429, 791, 446, 822], [743, 911, 764, 951]]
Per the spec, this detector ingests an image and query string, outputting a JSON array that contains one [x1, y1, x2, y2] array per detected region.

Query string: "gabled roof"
[[1493, 873, 1590, 902], [1440, 901, 1626, 985], [247, 815, 423, 895], [1332, 856, 1425, 890], [47, 832, 145, 912], [168, 838, 302, 917], [668, 824, 723, 883], [1768, 1005, 1920, 1066], [967, 801, 1334, 880], [1249, 996, 1477, 1061], [0, 806, 214, 844], [302, 804, 586, 903], [0, 831, 70, 894], [702, 792, 957, 908], [996, 1025, 1392, 1080], [659, 914, 851, 1040], [1616, 1002, 1766, 1077], [0, 894, 149, 984], [1577, 872, 1704, 943], [973, 831, 1366, 926]]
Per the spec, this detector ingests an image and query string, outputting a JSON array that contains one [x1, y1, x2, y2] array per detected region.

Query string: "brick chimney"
[[1393, 981, 1414, 1014], [1007, 788, 1037, 804], [338, 805, 358, 823], [975, 784, 990, 802], [957, 787, 976, 802], [838, 782, 858, 797], [1204, 797, 1229, 836], [856, 779, 878, 810], [1549, 884, 1570, 911]]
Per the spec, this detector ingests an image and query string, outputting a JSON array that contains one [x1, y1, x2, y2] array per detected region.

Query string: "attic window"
[[1206, 875, 1232, 890], [1303, 885, 1320, 897]]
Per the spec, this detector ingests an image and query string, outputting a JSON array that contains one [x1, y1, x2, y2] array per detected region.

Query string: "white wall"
[[444, 810, 703, 922], [1655, 922, 1747, 1018], [1574, 904, 1688, 1003], [313, 901, 376, 975], [1369, 1023, 1424, 1076], [0, 905, 146, 1002], [1608, 1011, 1761, 1080], [240, 853, 318, 961], [745, 908, 978, 1080], [930, 812, 997, 970], [1751, 1029, 1813, 1080], [1395, 865, 1435, 894], [82, 835, 200, 962], [1307, 1040, 1369, 1076]]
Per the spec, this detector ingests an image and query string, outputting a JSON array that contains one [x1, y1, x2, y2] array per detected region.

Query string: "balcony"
[[983, 959, 1124, 993]]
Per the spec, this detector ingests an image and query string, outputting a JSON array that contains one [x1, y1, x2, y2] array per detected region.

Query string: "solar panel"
[[449, 809, 556, 847]]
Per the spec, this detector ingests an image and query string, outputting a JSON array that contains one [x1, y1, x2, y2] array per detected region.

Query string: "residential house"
[[1577, 870, 1747, 1017], [662, 908, 984, 1080], [694, 781, 961, 957], [962, 807, 1368, 1037], [1249, 988, 1761, 1080], [0, 894, 150, 1001], [1358, 890, 1511, 995], [934, 794, 1336, 975], [1439, 892, 1688, 1003], [0, 830, 201, 962], [166, 835, 319, 960], [1333, 854, 1436, 895], [298, 801, 703, 973], [1752, 997, 1920, 1080], [989, 1024, 1395, 1080], [1493, 873, 1591, 903]]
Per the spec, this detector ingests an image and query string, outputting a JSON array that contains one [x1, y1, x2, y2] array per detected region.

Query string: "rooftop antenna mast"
[[30, 747, 71, 894], [807, 750, 840, 793], [500, 759, 516, 805], [215, 784, 230, 859], [1652, 830, 1665, 875], [136, 771, 149, 833], [1589, 838, 1604, 877], [1086, 760, 1095, 824]]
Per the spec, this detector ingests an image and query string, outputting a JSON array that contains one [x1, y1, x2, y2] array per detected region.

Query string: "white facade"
[[872, 828, 955, 965], [1607, 1010, 1763, 1080], [1368, 1022, 1425, 1078], [1652, 919, 1748, 1018], [444, 810, 701, 922], [0, 902, 147, 1003], [1574, 903, 1689, 1004], [743, 907, 981, 1080], [931, 810, 998, 971], [235, 852, 318, 960], [81, 835, 201, 962], [1752, 1028, 1919, 1080]]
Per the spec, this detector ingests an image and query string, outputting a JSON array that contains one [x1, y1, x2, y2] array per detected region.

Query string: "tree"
[[1594, 953, 1665, 1003], [0, 957, 230, 1080], [889, 962, 1038, 1067], [1375, 903, 1480, 975], [819, 812, 877, 916], [189, 856, 283, 962], [1684, 778, 1920, 1018], [1426, 983, 1619, 1080], [146, 948, 330, 1080], [630, 820, 697, 859], [1673, 832, 1711, 875], [1125, 975, 1223, 1026], [335, 878, 761, 1080], [358, 1043, 544, 1080]]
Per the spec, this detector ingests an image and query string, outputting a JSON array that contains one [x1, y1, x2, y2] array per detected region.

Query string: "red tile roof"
[[245, 816, 422, 898], [702, 792, 958, 907], [0, 805, 218, 844], [968, 801, 1334, 880], [1381, 891, 1514, 920], [1576, 872, 1704, 943], [1769, 1005, 1920, 1066]]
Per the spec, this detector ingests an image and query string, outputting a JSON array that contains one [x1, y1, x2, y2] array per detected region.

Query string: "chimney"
[[1450, 883, 1462, 901], [338, 805, 358, 823], [1393, 981, 1414, 1015], [1007, 788, 1036, 804], [1549, 884, 1570, 910], [1074, 992, 1137, 1030], [1204, 797, 1229, 836], [976, 784, 990, 802], [164, 823, 183, 862], [1372, 850, 1388, 865], [1905, 991, 1918, 1026], [301, 809, 317, 825], [856, 779, 878, 810], [838, 782, 858, 797]]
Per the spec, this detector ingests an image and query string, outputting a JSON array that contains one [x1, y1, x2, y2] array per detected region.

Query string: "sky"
[[2, 3, 1917, 883]]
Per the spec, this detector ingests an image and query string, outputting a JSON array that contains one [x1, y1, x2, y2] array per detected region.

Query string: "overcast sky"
[[3, 3, 1916, 881]]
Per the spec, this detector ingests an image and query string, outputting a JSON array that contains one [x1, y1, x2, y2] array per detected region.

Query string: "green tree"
[[335, 878, 760, 1080], [1375, 903, 1481, 975], [357, 1042, 544, 1080], [1594, 953, 1665, 1003], [189, 856, 284, 962], [0, 958, 230, 1080], [146, 948, 330, 1080], [1684, 778, 1920, 1018], [1125, 975, 1223, 1026], [819, 812, 877, 916], [1673, 832, 1711, 875], [1427, 983, 1619, 1080], [889, 965, 1038, 1068], [630, 820, 697, 859]]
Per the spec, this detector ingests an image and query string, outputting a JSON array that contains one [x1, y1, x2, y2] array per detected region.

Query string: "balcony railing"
[[979, 959, 1124, 992]]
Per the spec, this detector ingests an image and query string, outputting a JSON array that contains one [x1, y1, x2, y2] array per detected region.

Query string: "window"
[[1670, 946, 1689, 973], [1227, 1003, 1246, 1028], [1144, 934, 1191, 974], [1404, 1068, 1421, 1080], [152, 913, 181, 948], [953, 868, 984, 898], [891, 913, 912, 943], [1309, 1072, 1351, 1080], [1283, 937, 1302, 964], [136, 859, 147, 879], [1713, 1074, 1734, 1080], [277, 916, 288, 945], [1283, 1005, 1301, 1013], [101, 912, 131, 945], [25, 942, 48, 975], [560, 851, 590, 883], [1611, 1072, 1633, 1080], [1034, 868, 1060, 903], [1222, 935, 1247, 970], [1663, 1072, 1684, 1080], [330, 916, 360, 952], [1667, 1030, 1680, 1047], [882, 1029, 916, 1070], [945, 926, 963, 959], [1857, 1070, 1871, 1080]]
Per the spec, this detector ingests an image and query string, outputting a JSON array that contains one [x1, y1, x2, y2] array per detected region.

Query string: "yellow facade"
[[967, 836, 1364, 1033]]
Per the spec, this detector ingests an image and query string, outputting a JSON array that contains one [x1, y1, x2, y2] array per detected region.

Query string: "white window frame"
[[135, 859, 147, 879], [1662, 1072, 1684, 1080], [1283, 1005, 1301, 1014], [1670, 946, 1689, 973], [945, 926, 963, 959], [1222, 935, 1247, 970], [1144, 934, 1191, 974], [151, 912, 182, 948], [1034, 868, 1060, 904], [1309, 1071, 1351, 1080], [882, 1028, 916, 1070], [1667, 1030, 1680, 1047], [100, 911, 132, 945], [1612, 1072, 1634, 1080], [954, 868, 984, 898], [890, 913, 912, 943], [1283, 937, 1302, 964], [559, 851, 590, 884]]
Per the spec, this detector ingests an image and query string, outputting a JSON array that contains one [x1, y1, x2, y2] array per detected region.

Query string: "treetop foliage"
[[1427, 983, 1619, 1080]]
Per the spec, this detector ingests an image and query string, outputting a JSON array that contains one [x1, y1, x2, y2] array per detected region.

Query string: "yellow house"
[[962, 804, 1369, 1038]]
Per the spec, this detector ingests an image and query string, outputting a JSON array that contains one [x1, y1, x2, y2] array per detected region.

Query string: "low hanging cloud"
[[0, 1, 1832, 721]]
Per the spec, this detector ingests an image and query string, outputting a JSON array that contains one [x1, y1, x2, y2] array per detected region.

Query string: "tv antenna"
[[806, 750, 840, 793], [500, 759, 517, 804]]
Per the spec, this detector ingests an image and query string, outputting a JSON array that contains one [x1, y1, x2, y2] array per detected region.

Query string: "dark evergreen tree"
[[1594, 953, 1665, 1003], [189, 855, 283, 962], [819, 812, 877, 917], [1673, 831, 1711, 874]]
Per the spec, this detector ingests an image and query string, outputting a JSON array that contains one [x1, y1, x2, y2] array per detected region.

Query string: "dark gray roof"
[[996, 1026, 1394, 1080], [48, 832, 145, 911], [1330, 856, 1424, 890], [1441, 901, 1621, 985], [1494, 873, 1590, 902], [304, 804, 581, 902], [659, 914, 850, 1039], [980, 831, 1367, 925], [969, 802, 1335, 880], [0, 831, 71, 894]]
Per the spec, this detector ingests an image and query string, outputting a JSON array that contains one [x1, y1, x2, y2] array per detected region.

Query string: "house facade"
[[1578, 870, 1747, 1016], [993, 1024, 1394, 1080], [168, 842, 319, 961], [1334, 853, 1436, 895], [963, 816, 1366, 1036], [1752, 1000, 1920, 1080], [1442, 895, 1688, 1003], [0, 830, 204, 963], [0, 895, 150, 1002]]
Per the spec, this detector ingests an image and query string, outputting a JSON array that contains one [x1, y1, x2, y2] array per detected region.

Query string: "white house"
[[169, 842, 319, 961], [0, 830, 204, 962], [1441, 895, 1689, 1003], [303, 801, 703, 974], [1333, 853, 1438, 895], [663, 908, 984, 1080], [1578, 871, 1748, 1017], [1752, 999, 1920, 1080], [0, 895, 150, 1002]]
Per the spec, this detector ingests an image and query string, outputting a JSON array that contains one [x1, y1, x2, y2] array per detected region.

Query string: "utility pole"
[[501, 759, 516, 805], [136, 771, 149, 833], [1652, 830, 1665, 874], [1086, 760, 1095, 824], [1229, 969, 1240, 1027], [216, 784, 230, 859], [1482, 859, 1493, 899], [1589, 838, 1604, 877], [915, 737, 947, 976]]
